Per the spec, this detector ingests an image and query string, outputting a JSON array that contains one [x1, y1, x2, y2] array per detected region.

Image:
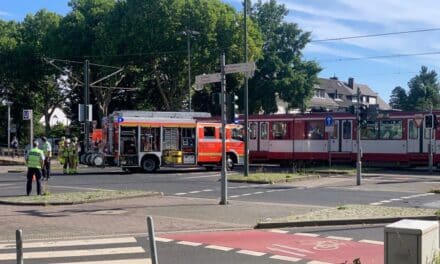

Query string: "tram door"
[[407, 119, 420, 153], [248, 121, 269, 159], [259, 122, 270, 153], [330, 120, 352, 152]]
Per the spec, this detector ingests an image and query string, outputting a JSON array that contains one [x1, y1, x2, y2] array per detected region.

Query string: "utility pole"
[[356, 87, 362, 186], [7, 101, 12, 154], [243, 0, 250, 176], [429, 108, 434, 174], [220, 53, 228, 205], [187, 32, 192, 112], [84, 59, 90, 152]]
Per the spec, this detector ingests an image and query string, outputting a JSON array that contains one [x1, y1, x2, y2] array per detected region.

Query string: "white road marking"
[[267, 247, 306, 257], [294, 233, 320, 237], [400, 196, 412, 199], [266, 190, 276, 193], [253, 191, 264, 195], [174, 193, 187, 196], [272, 244, 314, 254], [307, 261, 333, 264], [390, 198, 402, 201], [270, 254, 302, 262], [358, 239, 384, 245], [237, 249, 266, 256], [268, 229, 289, 234], [205, 245, 233, 251], [0, 237, 137, 250], [177, 241, 202, 246], [0, 247, 145, 260], [229, 195, 240, 198], [326, 236, 353, 241], [379, 200, 391, 203], [56, 259, 151, 264], [49, 185, 115, 191], [241, 193, 252, 196], [154, 237, 173, 243], [369, 202, 382, 205], [181, 174, 219, 180], [188, 191, 201, 194], [202, 189, 213, 192]]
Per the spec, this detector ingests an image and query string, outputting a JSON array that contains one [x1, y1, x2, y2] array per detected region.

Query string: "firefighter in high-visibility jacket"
[[62, 138, 72, 174], [58, 136, 66, 165], [70, 137, 79, 174]]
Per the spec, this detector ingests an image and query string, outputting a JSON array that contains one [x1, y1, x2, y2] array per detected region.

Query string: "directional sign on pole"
[[195, 73, 221, 85], [325, 115, 334, 126], [224, 62, 256, 77]]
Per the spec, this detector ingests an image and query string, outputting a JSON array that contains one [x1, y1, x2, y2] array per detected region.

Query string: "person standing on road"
[[11, 136, 18, 158], [41, 137, 52, 180], [58, 136, 66, 165], [25, 140, 44, 196], [63, 138, 72, 174]]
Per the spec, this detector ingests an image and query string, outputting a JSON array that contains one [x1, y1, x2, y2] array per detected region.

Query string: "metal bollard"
[[16, 229, 23, 264], [147, 216, 158, 264]]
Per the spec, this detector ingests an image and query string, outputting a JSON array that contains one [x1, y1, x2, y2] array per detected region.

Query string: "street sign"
[[10, 124, 16, 133], [325, 115, 334, 126], [78, 104, 93, 122], [325, 126, 334, 133], [195, 73, 221, 85], [224, 62, 256, 75], [23, 109, 32, 120], [414, 114, 423, 128]]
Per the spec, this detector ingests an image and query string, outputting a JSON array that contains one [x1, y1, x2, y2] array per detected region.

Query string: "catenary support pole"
[[356, 87, 362, 186], [16, 229, 23, 264], [7, 102, 11, 155], [147, 216, 158, 264], [243, 0, 249, 176], [220, 53, 228, 205], [84, 60, 90, 152]]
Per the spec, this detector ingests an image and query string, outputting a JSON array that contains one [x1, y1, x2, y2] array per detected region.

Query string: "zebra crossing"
[[0, 236, 151, 264]]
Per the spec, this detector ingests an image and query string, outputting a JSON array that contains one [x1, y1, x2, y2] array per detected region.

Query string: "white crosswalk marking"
[[0, 236, 149, 264]]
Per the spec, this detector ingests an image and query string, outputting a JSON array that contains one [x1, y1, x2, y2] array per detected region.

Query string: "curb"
[[228, 175, 320, 184], [0, 192, 163, 206], [255, 215, 440, 229]]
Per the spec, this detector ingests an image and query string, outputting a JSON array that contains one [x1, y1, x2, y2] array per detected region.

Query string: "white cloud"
[[0, 10, 11, 17]]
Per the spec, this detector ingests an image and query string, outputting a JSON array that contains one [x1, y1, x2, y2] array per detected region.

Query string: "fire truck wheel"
[[80, 154, 87, 165], [141, 156, 158, 173]]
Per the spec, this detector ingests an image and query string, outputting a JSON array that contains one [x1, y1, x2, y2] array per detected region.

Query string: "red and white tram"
[[242, 111, 440, 167]]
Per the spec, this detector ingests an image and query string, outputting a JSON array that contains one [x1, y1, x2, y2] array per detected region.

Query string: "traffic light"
[[359, 104, 368, 128], [226, 93, 239, 123], [434, 114, 439, 129], [425, 114, 434, 128]]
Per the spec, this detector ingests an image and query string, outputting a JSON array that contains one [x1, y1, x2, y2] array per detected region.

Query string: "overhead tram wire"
[[319, 50, 440, 63], [311, 27, 440, 42]]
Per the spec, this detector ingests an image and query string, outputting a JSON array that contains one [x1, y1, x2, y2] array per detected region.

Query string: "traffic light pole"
[[220, 53, 228, 205], [243, 0, 249, 176], [356, 87, 362, 186], [84, 60, 90, 152], [429, 109, 434, 174]]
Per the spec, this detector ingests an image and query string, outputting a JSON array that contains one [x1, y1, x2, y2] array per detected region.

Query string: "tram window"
[[361, 121, 378, 140], [249, 122, 257, 140], [261, 123, 268, 140], [272, 122, 288, 139], [330, 124, 338, 139], [306, 120, 324, 139], [424, 128, 434, 139], [343, 121, 351, 139], [408, 120, 418, 139], [204, 127, 216, 138], [379, 120, 402, 140]]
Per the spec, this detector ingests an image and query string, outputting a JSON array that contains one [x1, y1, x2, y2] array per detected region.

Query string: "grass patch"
[[0, 190, 160, 205], [229, 172, 317, 183], [261, 204, 438, 223]]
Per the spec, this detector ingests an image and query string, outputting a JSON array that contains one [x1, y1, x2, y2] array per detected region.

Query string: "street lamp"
[[182, 29, 200, 112]]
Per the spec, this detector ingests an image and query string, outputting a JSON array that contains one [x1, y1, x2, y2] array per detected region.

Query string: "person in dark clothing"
[[25, 141, 44, 196]]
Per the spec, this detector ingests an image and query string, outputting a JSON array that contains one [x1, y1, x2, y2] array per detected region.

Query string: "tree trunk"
[[153, 59, 170, 110]]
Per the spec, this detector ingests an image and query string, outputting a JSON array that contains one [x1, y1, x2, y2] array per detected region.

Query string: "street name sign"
[[23, 109, 32, 120], [195, 73, 221, 91], [224, 62, 256, 76]]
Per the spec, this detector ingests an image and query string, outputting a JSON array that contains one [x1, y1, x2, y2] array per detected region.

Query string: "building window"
[[272, 122, 288, 139], [306, 120, 324, 139], [379, 120, 402, 140], [370, 97, 377, 104], [204, 127, 215, 138], [314, 90, 325, 98], [361, 121, 378, 140]]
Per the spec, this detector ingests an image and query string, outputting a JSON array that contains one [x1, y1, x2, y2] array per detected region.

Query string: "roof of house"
[[318, 78, 356, 96]]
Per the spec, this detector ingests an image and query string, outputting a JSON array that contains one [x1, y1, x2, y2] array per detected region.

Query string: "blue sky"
[[2, 0, 440, 102]]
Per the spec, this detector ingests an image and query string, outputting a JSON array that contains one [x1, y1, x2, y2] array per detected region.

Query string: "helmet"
[[73, 137, 78, 142], [66, 139, 71, 144], [61, 136, 66, 141]]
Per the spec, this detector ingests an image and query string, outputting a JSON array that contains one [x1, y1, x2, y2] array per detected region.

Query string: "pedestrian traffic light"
[[425, 114, 434, 128], [226, 93, 239, 123]]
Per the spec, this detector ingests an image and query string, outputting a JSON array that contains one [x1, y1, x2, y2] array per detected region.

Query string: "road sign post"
[[195, 58, 256, 205], [325, 116, 334, 167], [23, 109, 33, 145]]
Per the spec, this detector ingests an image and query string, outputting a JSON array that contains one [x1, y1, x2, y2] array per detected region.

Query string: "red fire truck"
[[81, 111, 245, 172]]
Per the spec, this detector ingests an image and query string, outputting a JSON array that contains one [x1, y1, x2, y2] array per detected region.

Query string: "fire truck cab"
[[96, 111, 244, 172]]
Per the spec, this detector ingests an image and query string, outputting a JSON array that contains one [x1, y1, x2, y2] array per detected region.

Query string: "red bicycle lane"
[[161, 230, 384, 264]]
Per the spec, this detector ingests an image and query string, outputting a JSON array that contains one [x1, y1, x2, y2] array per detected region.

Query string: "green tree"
[[389, 86, 408, 110], [407, 66, 440, 111], [249, 0, 321, 114]]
